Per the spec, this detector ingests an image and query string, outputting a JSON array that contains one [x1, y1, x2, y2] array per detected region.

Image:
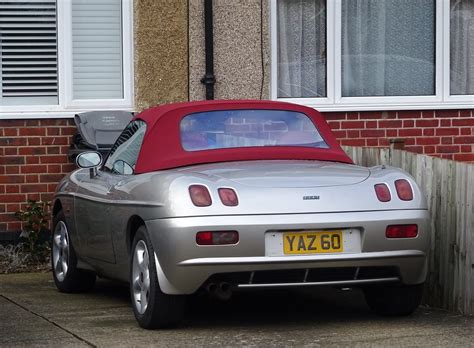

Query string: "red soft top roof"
[[134, 100, 353, 173]]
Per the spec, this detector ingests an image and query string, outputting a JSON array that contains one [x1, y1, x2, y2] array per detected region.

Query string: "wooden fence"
[[344, 146, 474, 315]]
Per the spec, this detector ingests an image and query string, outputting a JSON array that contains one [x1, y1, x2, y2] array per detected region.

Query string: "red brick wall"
[[0, 109, 473, 234], [0, 119, 76, 233], [322, 109, 474, 162]]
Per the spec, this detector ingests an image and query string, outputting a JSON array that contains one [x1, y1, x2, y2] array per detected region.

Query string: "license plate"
[[283, 231, 343, 255]]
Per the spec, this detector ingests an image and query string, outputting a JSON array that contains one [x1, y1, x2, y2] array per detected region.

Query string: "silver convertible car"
[[52, 100, 430, 329]]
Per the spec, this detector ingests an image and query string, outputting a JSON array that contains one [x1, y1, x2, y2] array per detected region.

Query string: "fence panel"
[[343, 146, 474, 314]]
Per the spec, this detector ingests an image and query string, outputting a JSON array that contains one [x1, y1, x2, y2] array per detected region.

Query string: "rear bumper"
[[146, 209, 430, 294]]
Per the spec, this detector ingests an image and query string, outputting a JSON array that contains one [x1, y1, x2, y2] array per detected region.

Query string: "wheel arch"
[[127, 216, 183, 295], [52, 198, 63, 217], [126, 215, 146, 255]]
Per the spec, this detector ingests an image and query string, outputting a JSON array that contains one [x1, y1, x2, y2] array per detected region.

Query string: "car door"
[[74, 120, 147, 263]]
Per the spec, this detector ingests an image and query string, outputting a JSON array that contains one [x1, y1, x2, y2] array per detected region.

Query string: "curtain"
[[342, 0, 436, 97], [277, 0, 326, 98], [450, 0, 474, 95]]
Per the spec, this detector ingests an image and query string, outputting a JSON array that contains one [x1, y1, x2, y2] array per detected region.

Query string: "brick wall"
[[0, 119, 76, 233], [322, 109, 474, 162], [0, 109, 473, 234]]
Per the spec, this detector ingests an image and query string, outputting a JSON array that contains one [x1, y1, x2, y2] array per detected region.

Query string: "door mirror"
[[76, 151, 102, 168]]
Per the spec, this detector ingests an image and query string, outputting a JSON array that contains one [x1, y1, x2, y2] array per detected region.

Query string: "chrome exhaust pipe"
[[206, 282, 218, 294], [215, 282, 232, 301], [206, 281, 232, 301]]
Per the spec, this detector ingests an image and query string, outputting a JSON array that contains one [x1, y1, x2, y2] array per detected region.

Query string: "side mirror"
[[76, 151, 102, 169]]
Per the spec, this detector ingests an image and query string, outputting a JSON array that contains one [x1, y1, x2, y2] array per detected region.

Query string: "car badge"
[[303, 195, 320, 200]]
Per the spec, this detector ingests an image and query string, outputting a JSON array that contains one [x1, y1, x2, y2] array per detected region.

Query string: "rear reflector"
[[189, 185, 212, 207], [374, 183, 391, 202], [196, 231, 239, 245], [395, 179, 414, 201], [218, 188, 239, 206], [386, 224, 418, 238]]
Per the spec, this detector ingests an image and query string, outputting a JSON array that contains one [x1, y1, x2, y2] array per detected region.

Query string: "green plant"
[[15, 200, 51, 262]]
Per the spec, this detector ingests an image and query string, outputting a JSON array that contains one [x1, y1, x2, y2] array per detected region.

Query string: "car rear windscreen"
[[180, 109, 329, 151]]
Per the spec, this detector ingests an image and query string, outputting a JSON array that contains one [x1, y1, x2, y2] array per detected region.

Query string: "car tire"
[[51, 210, 96, 293], [130, 226, 186, 329], [363, 283, 424, 316]]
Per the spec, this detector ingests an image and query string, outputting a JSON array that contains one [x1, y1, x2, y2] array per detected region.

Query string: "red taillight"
[[395, 179, 413, 201], [386, 224, 418, 238], [196, 231, 239, 245], [196, 231, 213, 245], [218, 188, 239, 206], [189, 185, 212, 207], [374, 184, 391, 202]]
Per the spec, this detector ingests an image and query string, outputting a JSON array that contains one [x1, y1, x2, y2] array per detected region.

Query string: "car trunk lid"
[[181, 160, 369, 188]]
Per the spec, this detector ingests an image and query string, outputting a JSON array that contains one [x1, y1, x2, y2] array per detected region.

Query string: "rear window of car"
[[180, 109, 329, 151]]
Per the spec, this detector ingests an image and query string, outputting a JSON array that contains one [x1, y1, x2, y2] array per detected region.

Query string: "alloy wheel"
[[52, 221, 69, 282], [132, 240, 151, 314]]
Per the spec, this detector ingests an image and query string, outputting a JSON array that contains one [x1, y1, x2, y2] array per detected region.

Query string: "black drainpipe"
[[200, 0, 215, 100]]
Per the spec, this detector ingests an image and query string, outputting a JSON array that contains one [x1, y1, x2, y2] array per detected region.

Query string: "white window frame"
[[0, 0, 134, 119], [270, 0, 474, 111]]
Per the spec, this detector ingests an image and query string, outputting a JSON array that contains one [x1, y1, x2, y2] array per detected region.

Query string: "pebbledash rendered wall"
[[0, 0, 473, 234]]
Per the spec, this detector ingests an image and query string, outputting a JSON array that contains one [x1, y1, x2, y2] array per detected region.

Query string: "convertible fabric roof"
[[134, 100, 353, 173]]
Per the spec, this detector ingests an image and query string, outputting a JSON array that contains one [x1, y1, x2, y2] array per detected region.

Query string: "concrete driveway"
[[0, 272, 473, 347]]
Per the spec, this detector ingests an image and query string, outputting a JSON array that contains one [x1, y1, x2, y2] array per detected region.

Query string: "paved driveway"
[[0, 272, 473, 347]]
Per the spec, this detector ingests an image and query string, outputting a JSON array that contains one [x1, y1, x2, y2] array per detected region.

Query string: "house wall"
[[188, 0, 270, 101], [134, 0, 188, 110], [325, 110, 474, 162], [0, 0, 191, 234], [0, 1, 473, 235], [0, 119, 76, 233], [188, 0, 474, 162]]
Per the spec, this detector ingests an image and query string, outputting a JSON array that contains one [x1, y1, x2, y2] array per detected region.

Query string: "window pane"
[[450, 0, 474, 95], [0, 0, 58, 105], [181, 110, 328, 152], [277, 0, 326, 98], [72, 0, 123, 99], [342, 0, 435, 97]]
